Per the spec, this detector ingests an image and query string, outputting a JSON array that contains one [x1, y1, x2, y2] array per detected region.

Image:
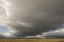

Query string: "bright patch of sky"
[[0, 26, 9, 33]]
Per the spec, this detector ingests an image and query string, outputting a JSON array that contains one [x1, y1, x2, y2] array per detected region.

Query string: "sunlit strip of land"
[[0, 38, 64, 42]]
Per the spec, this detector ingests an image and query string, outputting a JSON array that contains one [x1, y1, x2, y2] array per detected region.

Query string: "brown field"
[[0, 39, 64, 42]]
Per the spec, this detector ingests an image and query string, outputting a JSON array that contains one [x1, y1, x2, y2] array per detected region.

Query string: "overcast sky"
[[0, 0, 64, 38]]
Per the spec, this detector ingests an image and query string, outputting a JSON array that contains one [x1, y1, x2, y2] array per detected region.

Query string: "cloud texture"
[[0, 0, 64, 38], [0, 33, 6, 38], [41, 28, 64, 38]]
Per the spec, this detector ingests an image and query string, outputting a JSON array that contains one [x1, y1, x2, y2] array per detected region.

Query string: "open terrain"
[[0, 38, 64, 42]]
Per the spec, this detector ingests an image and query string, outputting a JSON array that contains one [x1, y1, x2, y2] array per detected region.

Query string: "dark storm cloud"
[[0, 0, 64, 37], [42, 28, 64, 38], [0, 33, 6, 38]]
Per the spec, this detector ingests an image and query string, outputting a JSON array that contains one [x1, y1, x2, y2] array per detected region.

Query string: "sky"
[[0, 26, 9, 33], [0, 0, 64, 38]]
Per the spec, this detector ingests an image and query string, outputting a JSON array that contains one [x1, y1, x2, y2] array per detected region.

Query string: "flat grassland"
[[0, 39, 64, 42]]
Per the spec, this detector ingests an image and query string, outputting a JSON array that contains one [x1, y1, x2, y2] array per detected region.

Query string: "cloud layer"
[[0, 33, 6, 38], [0, 0, 64, 38], [41, 28, 64, 38]]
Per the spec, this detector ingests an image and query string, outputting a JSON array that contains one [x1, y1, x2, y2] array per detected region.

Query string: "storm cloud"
[[0, 33, 6, 38], [0, 0, 64, 37], [41, 28, 64, 38]]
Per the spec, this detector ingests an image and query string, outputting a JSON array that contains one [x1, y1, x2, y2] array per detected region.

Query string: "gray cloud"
[[0, 33, 6, 38], [0, 0, 64, 38], [42, 28, 64, 38]]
